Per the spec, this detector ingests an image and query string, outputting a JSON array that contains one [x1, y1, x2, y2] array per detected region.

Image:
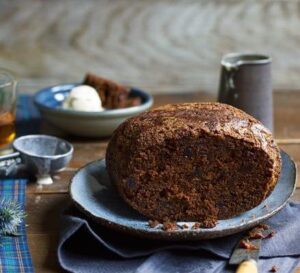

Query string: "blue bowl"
[[34, 83, 153, 137]]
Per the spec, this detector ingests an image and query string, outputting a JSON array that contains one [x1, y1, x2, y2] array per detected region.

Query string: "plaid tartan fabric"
[[16, 95, 41, 136], [0, 95, 37, 272], [0, 179, 34, 273]]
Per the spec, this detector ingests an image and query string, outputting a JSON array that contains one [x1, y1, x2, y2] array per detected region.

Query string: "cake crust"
[[106, 103, 281, 226], [83, 73, 141, 109]]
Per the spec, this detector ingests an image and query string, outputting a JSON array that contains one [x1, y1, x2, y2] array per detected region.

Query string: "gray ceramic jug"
[[218, 53, 273, 132]]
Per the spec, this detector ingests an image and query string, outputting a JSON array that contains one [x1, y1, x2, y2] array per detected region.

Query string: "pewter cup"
[[218, 53, 273, 132], [0, 135, 73, 184]]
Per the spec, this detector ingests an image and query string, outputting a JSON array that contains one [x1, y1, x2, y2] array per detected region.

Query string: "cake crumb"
[[248, 224, 275, 240], [202, 218, 217, 228], [148, 220, 160, 228], [182, 224, 189, 229], [257, 223, 269, 230], [266, 230, 276, 239], [248, 226, 265, 239], [192, 222, 201, 229], [239, 239, 258, 250], [269, 265, 278, 272], [248, 229, 264, 239], [162, 221, 177, 231]]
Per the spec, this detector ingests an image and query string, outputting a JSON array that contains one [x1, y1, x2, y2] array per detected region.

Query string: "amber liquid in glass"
[[0, 111, 16, 148]]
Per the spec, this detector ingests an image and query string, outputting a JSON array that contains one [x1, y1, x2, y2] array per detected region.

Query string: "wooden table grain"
[[25, 91, 300, 272]]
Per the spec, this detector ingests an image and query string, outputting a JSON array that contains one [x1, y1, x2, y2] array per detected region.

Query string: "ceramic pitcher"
[[218, 53, 273, 132]]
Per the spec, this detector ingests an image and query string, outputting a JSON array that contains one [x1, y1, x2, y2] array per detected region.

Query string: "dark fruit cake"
[[106, 103, 281, 227], [83, 73, 141, 109]]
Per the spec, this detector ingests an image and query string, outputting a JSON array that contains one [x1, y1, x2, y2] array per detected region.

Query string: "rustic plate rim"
[[69, 150, 296, 241]]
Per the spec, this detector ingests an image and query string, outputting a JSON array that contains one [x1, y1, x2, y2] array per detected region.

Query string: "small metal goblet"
[[0, 135, 73, 185]]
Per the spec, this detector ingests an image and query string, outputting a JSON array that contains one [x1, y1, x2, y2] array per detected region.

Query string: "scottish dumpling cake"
[[106, 103, 281, 227]]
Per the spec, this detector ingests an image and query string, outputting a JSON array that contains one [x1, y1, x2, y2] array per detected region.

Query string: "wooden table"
[[25, 91, 300, 272]]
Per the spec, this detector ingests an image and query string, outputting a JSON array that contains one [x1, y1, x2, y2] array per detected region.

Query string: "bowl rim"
[[33, 83, 153, 117], [13, 134, 74, 160]]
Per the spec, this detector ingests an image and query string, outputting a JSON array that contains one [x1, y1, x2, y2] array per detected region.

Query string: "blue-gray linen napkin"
[[58, 202, 300, 273]]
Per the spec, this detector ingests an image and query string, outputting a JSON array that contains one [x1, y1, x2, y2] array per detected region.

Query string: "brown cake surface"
[[83, 73, 141, 109], [106, 103, 281, 226]]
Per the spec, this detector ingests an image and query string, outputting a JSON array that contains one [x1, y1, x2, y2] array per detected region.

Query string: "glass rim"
[[0, 70, 16, 88]]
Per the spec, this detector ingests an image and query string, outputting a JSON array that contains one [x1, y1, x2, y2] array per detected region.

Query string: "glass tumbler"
[[0, 71, 17, 148]]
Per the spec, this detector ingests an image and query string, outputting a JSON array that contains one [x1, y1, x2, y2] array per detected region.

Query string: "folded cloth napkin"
[[0, 179, 34, 273], [58, 202, 300, 273]]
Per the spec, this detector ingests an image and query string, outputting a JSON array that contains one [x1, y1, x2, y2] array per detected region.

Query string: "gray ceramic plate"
[[70, 150, 296, 240]]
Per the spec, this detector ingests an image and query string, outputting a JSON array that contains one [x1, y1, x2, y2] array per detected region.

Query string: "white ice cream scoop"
[[62, 85, 103, 112]]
